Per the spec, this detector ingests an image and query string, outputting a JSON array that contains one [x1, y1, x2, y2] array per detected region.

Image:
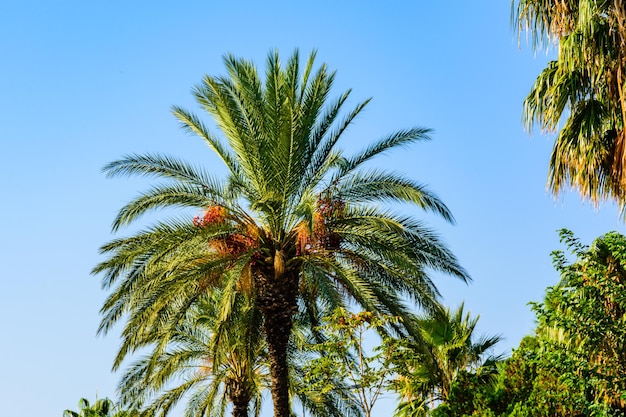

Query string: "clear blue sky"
[[1, 1, 624, 416]]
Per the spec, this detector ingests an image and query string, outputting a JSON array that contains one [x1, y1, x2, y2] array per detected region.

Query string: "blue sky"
[[2, 1, 624, 416]]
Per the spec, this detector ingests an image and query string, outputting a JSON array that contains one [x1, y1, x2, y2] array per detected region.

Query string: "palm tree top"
[[105, 50, 456, 233], [513, 1, 626, 211]]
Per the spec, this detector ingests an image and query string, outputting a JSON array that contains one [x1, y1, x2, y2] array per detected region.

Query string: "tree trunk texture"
[[255, 261, 299, 417], [231, 397, 249, 417], [228, 380, 251, 417]]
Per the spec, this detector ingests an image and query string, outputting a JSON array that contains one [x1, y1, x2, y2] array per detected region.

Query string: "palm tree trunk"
[[229, 382, 251, 417], [231, 397, 249, 417], [255, 262, 298, 417], [264, 308, 294, 417]]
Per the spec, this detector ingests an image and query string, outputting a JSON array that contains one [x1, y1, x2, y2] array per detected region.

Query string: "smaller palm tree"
[[117, 291, 266, 417], [392, 304, 501, 414], [64, 398, 136, 417]]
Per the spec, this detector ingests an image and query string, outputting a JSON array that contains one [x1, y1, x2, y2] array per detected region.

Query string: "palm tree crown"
[[94, 49, 469, 417], [392, 304, 501, 414], [514, 0, 626, 210]]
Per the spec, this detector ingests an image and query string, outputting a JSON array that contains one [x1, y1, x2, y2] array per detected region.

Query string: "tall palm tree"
[[94, 50, 469, 417], [514, 0, 626, 210], [392, 304, 501, 414]]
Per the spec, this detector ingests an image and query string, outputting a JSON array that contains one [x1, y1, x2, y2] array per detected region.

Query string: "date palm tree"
[[94, 49, 469, 417], [514, 0, 626, 210]]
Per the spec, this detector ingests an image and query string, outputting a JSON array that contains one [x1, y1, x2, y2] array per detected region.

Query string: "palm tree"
[[513, 0, 626, 210], [117, 291, 266, 417], [94, 49, 469, 417], [392, 304, 501, 414], [64, 398, 136, 417]]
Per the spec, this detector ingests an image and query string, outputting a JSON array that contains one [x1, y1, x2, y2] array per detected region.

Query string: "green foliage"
[[495, 335, 590, 417], [445, 230, 626, 416], [431, 365, 502, 417], [301, 308, 400, 417], [535, 229, 626, 413]]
